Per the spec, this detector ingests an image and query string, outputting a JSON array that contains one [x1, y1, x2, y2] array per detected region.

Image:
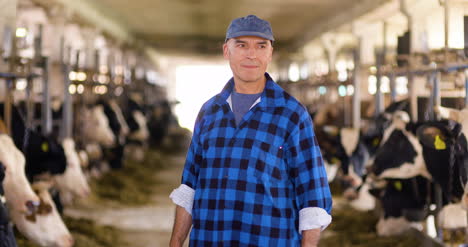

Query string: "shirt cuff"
[[299, 207, 332, 233], [169, 184, 195, 215]]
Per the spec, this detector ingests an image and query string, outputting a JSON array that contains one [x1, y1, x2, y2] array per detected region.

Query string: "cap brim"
[[226, 31, 274, 42]]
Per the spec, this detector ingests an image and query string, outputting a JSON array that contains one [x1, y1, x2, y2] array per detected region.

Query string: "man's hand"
[[301, 228, 321, 247], [170, 205, 192, 247]]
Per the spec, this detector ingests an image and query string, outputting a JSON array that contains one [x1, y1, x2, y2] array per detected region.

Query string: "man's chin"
[[238, 75, 265, 84]]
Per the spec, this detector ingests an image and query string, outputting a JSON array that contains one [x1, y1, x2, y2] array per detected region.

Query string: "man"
[[170, 15, 332, 247]]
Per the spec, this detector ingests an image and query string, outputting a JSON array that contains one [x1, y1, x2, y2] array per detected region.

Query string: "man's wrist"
[[301, 228, 321, 247], [169, 237, 182, 247]]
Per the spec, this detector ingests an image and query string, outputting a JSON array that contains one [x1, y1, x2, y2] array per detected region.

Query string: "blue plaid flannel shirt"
[[181, 73, 332, 246]]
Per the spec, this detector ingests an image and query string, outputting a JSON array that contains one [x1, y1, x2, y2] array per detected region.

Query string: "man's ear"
[[223, 43, 229, 59], [264, 45, 273, 64]]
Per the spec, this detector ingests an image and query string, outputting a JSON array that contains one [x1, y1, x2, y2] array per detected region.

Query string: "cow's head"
[[82, 105, 115, 147], [54, 138, 90, 204], [109, 99, 130, 138], [14, 182, 74, 247], [128, 111, 149, 142], [0, 135, 73, 247], [24, 133, 67, 178]]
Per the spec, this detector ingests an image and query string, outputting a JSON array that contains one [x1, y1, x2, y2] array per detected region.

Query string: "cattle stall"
[[278, 0, 468, 246]]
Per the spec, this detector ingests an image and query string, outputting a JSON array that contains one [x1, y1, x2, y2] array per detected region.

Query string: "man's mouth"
[[242, 65, 258, 69]]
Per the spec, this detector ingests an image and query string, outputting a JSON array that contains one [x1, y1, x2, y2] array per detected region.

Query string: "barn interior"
[[1, 0, 468, 246]]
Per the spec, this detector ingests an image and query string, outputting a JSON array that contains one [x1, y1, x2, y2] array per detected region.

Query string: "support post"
[[444, 0, 450, 64], [34, 24, 52, 135], [400, 0, 416, 122], [431, 70, 441, 121], [390, 73, 397, 102], [352, 44, 361, 129], [4, 78, 13, 134], [465, 69, 468, 107], [375, 51, 384, 117], [62, 62, 72, 139]]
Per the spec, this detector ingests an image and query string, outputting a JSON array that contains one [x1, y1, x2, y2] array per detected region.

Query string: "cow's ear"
[[416, 125, 448, 150]]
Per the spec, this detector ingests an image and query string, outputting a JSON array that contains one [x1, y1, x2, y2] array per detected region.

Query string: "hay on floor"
[[15, 216, 127, 247], [91, 149, 167, 205], [319, 206, 422, 247]]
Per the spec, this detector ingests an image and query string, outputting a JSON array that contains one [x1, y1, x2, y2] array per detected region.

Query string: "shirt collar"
[[215, 72, 287, 109]]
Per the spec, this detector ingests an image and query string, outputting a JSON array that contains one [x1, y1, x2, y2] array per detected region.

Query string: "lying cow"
[[0, 134, 73, 247]]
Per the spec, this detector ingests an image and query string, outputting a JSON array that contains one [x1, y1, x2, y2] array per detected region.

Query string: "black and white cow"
[[0, 105, 68, 181], [0, 160, 18, 247], [96, 99, 127, 169], [123, 94, 149, 161], [2, 104, 90, 211], [147, 100, 172, 147], [369, 108, 468, 235], [0, 133, 73, 247], [431, 106, 468, 231], [125, 94, 149, 143]]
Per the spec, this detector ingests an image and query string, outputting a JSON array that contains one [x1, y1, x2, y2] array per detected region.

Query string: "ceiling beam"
[[290, 0, 392, 51], [52, 0, 134, 44]]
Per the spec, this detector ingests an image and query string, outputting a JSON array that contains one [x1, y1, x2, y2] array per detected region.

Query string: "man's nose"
[[246, 47, 257, 58]]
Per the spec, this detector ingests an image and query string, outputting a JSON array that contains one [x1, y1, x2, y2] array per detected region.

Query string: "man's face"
[[223, 36, 273, 86]]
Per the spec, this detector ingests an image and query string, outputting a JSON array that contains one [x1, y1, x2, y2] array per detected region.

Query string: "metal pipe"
[[61, 43, 73, 140], [352, 43, 361, 129], [464, 16, 468, 57], [41, 58, 52, 135], [375, 22, 388, 116], [25, 74, 34, 128], [383, 22, 388, 59], [400, 0, 416, 122], [444, 0, 449, 64], [4, 79, 13, 134], [62, 62, 72, 139], [390, 73, 397, 102], [399, 0, 412, 32], [375, 51, 384, 117], [34, 24, 43, 62], [33, 24, 52, 136], [1, 26, 12, 60], [4, 23, 17, 134], [432, 71, 441, 121], [465, 69, 468, 107], [383, 63, 468, 77]]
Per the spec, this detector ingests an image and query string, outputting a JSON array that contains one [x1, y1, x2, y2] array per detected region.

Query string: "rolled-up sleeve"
[[286, 112, 333, 232], [170, 184, 195, 214]]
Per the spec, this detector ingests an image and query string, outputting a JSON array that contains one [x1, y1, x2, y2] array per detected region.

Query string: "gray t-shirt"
[[231, 90, 262, 126]]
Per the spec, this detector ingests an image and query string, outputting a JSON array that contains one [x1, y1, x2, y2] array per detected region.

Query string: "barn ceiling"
[[31, 0, 391, 55]]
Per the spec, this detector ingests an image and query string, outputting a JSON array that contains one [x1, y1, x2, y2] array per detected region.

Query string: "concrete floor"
[[65, 154, 189, 247]]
